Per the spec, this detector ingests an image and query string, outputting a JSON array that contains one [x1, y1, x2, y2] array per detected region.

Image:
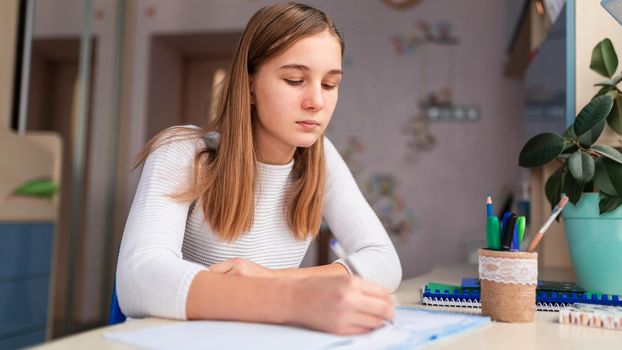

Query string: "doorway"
[[146, 32, 241, 139]]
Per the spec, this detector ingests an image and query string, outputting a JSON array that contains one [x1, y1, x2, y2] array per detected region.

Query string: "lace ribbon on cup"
[[479, 255, 537, 285]]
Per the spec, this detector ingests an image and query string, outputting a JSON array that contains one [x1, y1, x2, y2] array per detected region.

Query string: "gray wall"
[[124, 0, 524, 278], [33, 0, 525, 322]]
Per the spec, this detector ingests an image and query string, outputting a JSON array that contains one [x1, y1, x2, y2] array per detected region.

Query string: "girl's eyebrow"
[[279, 64, 343, 76]]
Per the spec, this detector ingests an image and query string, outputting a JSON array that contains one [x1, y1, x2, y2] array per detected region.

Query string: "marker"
[[486, 216, 501, 250], [486, 194, 494, 218], [527, 196, 569, 252], [500, 212, 512, 240], [501, 214, 517, 251], [511, 221, 520, 251], [517, 216, 526, 248]]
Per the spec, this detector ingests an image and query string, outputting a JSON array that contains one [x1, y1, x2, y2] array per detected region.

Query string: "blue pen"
[[511, 221, 520, 251]]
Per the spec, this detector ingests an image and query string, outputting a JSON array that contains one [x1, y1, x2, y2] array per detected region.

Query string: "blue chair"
[[109, 278, 126, 325]]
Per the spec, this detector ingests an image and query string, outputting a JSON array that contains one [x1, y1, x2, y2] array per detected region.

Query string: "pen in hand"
[[329, 238, 394, 325]]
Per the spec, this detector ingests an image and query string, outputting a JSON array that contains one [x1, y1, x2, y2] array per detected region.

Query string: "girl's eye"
[[322, 83, 337, 90], [285, 79, 303, 86]]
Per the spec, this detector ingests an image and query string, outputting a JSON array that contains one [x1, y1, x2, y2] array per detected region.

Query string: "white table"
[[33, 264, 622, 349]]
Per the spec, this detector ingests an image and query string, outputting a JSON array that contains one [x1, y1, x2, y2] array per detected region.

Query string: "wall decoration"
[[402, 99, 436, 162], [340, 136, 365, 177], [421, 87, 480, 123], [392, 19, 481, 161], [363, 174, 417, 240], [391, 20, 459, 57], [341, 137, 417, 241], [144, 6, 157, 18], [391, 35, 424, 56]]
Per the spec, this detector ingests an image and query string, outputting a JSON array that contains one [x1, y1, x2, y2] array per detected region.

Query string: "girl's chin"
[[293, 134, 321, 148]]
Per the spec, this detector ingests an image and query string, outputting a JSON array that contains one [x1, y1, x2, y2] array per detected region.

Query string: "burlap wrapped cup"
[[478, 249, 538, 323]]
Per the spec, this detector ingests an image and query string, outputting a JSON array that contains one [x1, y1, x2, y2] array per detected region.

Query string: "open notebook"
[[104, 307, 490, 350]]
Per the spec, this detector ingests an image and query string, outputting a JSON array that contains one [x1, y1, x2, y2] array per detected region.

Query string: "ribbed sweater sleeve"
[[116, 136, 207, 320], [322, 137, 403, 292]]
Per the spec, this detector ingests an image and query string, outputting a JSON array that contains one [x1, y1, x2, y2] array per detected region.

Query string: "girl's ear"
[[249, 76, 255, 104]]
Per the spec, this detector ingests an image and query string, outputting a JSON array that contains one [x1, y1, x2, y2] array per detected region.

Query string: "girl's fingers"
[[355, 278, 391, 300], [208, 261, 233, 274], [355, 294, 395, 321], [348, 312, 386, 330], [334, 324, 375, 335]]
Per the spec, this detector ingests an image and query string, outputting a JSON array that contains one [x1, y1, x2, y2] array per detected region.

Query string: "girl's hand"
[[287, 275, 394, 335], [209, 258, 277, 278]]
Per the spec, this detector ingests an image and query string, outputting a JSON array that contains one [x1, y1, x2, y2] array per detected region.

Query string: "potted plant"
[[518, 38, 622, 295]]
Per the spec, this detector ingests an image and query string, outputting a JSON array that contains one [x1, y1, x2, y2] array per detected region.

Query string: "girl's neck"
[[254, 138, 296, 165], [257, 148, 296, 165]]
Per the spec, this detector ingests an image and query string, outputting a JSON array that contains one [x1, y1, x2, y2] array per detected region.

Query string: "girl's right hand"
[[287, 275, 395, 335]]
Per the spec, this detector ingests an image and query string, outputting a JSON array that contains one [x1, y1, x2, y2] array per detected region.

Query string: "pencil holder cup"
[[478, 249, 538, 323]]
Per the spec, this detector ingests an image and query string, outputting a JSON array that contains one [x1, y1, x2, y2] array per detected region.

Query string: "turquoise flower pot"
[[562, 193, 622, 295]]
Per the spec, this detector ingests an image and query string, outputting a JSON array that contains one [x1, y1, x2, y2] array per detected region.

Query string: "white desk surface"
[[34, 264, 622, 349]]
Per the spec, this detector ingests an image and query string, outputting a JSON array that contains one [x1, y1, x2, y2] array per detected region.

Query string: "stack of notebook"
[[421, 278, 622, 312]]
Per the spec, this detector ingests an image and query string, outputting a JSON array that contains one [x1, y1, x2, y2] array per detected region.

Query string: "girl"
[[117, 2, 402, 335]]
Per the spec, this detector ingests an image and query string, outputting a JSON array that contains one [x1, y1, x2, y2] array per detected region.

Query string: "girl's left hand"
[[209, 258, 278, 278]]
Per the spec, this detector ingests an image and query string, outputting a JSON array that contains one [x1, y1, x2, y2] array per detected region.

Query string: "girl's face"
[[251, 30, 342, 164]]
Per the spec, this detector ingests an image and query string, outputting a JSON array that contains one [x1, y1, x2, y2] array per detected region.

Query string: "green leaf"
[[573, 95, 613, 144], [590, 38, 618, 78], [518, 133, 566, 168], [594, 157, 622, 196], [606, 90, 620, 99], [578, 121, 606, 148], [562, 127, 577, 154], [574, 95, 614, 135], [568, 151, 595, 184], [594, 158, 619, 195], [592, 86, 614, 99], [562, 142, 578, 154], [607, 95, 622, 135], [592, 144, 622, 164], [562, 125, 576, 141], [545, 166, 564, 210], [13, 179, 59, 200], [595, 80, 618, 88], [594, 74, 622, 87], [564, 170, 585, 205], [599, 193, 622, 214]]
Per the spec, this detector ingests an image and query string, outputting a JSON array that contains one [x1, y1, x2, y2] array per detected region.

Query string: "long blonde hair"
[[134, 3, 344, 241]]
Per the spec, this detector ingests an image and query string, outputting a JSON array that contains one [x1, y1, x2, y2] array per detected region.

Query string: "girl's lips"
[[296, 121, 319, 130]]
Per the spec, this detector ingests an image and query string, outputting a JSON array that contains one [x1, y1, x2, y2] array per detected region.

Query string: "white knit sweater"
[[116, 132, 402, 320]]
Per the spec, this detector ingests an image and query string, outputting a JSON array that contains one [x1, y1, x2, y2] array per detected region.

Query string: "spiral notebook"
[[421, 278, 622, 312]]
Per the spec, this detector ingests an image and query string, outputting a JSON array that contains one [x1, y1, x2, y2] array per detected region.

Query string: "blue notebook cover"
[[422, 280, 622, 311]]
